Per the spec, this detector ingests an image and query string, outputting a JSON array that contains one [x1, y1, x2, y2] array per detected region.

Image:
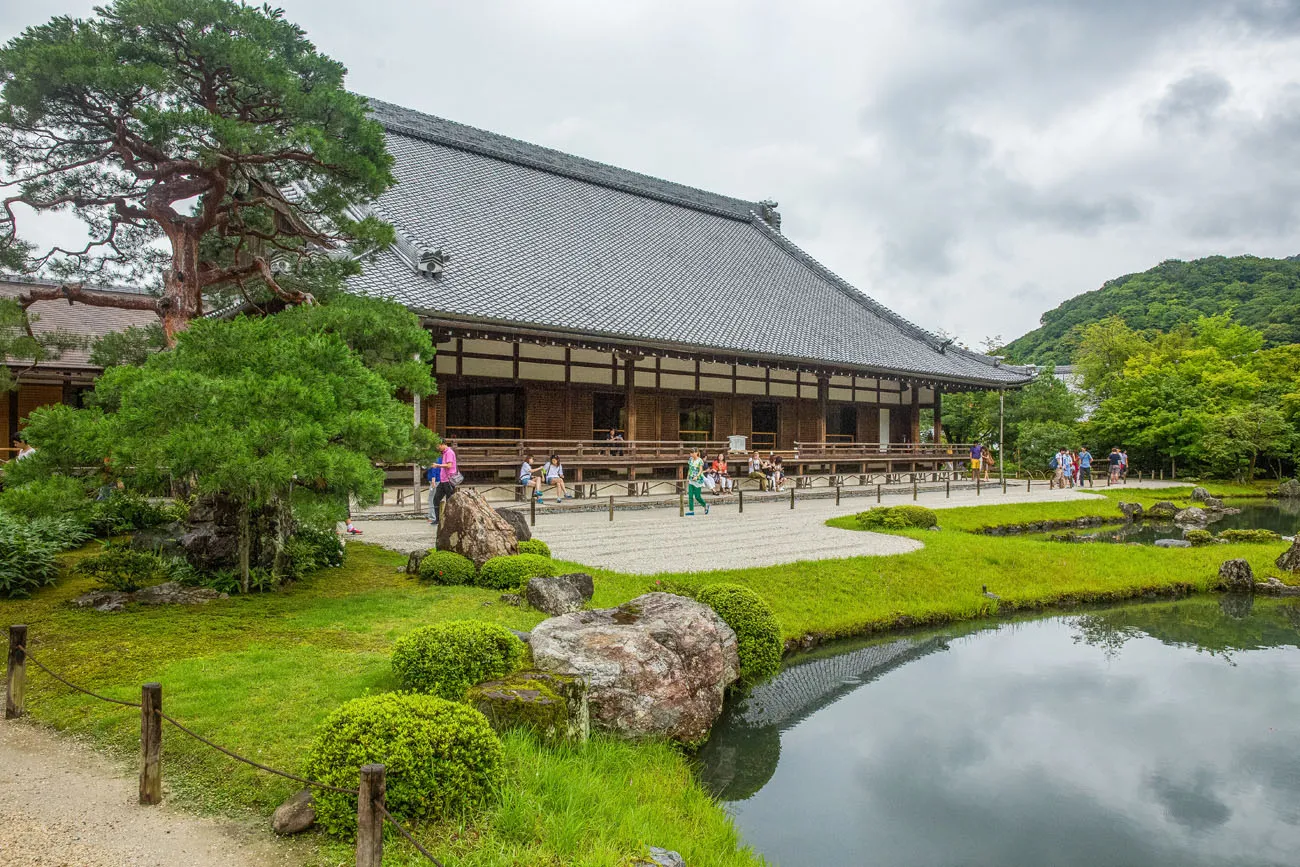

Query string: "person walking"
[[1107, 447, 1122, 483], [969, 443, 982, 481], [426, 460, 441, 524], [1049, 447, 1068, 489], [1079, 447, 1092, 486], [1120, 449, 1129, 481], [982, 444, 993, 481], [685, 448, 709, 516]]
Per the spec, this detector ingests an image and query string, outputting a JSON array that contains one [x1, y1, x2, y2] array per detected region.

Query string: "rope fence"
[[5, 627, 443, 866]]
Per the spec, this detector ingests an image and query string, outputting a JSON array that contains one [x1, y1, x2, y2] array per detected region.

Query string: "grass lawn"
[[2, 481, 1294, 866]]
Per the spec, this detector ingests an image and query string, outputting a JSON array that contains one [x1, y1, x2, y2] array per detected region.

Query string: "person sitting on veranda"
[[711, 452, 733, 494], [746, 453, 769, 491], [544, 454, 571, 504], [770, 455, 786, 492], [518, 453, 544, 501]]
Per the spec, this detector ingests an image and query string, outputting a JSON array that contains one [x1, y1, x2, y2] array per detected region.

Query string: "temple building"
[[349, 100, 1030, 478]]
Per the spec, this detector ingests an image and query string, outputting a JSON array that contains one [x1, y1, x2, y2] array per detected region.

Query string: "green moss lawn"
[[1, 481, 1294, 866]]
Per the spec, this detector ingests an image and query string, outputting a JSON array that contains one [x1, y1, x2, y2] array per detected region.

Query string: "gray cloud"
[[3, 0, 1299, 346]]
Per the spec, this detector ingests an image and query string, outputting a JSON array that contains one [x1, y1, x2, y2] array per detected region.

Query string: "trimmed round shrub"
[[418, 550, 476, 585], [303, 692, 505, 837], [0, 518, 61, 598], [697, 583, 783, 682], [478, 553, 556, 590], [516, 538, 551, 558], [391, 621, 526, 700], [855, 505, 938, 531], [1184, 529, 1214, 547]]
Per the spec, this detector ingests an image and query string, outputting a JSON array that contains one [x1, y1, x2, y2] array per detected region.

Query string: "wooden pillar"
[[623, 357, 637, 442], [933, 387, 943, 444], [356, 764, 386, 867], [816, 375, 829, 443], [910, 385, 921, 446], [139, 683, 162, 805]]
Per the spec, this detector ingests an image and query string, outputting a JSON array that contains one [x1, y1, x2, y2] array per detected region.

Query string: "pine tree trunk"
[[238, 499, 251, 594], [160, 231, 205, 345]]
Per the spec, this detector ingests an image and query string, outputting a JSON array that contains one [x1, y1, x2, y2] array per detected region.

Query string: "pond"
[[1050, 500, 1300, 545], [698, 597, 1300, 867]]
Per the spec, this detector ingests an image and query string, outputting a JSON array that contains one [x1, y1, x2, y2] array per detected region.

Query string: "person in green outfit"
[[686, 448, 709, 516]]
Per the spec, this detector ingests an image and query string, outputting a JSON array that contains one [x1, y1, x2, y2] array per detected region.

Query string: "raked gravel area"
[[0, 722, 308, 867], [353, 482, 1164, 574]]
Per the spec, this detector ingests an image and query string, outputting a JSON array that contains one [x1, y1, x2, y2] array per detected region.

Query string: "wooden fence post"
[[835, 485, 841, 507], [140, 683, 162, 805], [608, 495, 614, 522], [946, 478, 950, 499], [5, 625, 26, 720], [356, 764, 385, 867], [738, 489, 744, 514], [679, 492, 685, 517], [976, 474, 981, 496], [912, 476, 918, 501], [1027, 477, 1031, 492], [876, 483, 882, 504], [789, 487, 795, 510], [529, 495, 536, 527]]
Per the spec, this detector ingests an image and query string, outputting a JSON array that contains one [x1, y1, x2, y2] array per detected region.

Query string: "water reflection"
[[700, 598, 1300, 867]]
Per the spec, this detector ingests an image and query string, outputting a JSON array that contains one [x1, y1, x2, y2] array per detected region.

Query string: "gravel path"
[[355, 482, 1157, 574], [0, 722, 308, 867]]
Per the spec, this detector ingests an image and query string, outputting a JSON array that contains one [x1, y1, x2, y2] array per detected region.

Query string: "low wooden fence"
[[4, 626, 442, 867]]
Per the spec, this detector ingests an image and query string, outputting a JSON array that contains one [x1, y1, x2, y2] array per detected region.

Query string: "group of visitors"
[[968, 443, 995, 481], [519, 453, 573, 505], [744, 452, 786, 492], [1047, 446, 1128, 488]]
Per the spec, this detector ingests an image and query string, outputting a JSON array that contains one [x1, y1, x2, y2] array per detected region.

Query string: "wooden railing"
[[444, 438, 732, 466], [793, 441, 976, 460]]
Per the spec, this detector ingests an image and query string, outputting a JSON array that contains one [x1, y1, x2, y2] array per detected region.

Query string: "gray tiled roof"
[[0, 279, 158, 370], [352, 101, 1030, 388]]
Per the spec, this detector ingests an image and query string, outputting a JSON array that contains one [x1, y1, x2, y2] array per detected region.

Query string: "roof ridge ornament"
[[757, 199, 782, 232]]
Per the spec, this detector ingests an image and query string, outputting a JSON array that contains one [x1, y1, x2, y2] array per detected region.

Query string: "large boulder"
[[405, 548, 429, 576], [1217, 559, 1255, 592], [468, 670, 589, 744], [1174, 507, 1211, 526], [1191, 486, 1210, 502], [271, 790, 315, 835], [495, 508, 532, 543], [1278, 479, 1300, 499], [1257, 577, 1300, 597], [436, 488, 518, 567], [133, 582, 226, 606], [1277, 538, 1300, 573], [1118, 502, 1144, 520], [529, 592, 740, 743], [180, 492, 290, 572], [1203, 496, 1225, 511], [1154, 538, 1192, 548], [525, 573, 595, 616], [1146, 501, 1179, 520], [130, 522, 186, 557]]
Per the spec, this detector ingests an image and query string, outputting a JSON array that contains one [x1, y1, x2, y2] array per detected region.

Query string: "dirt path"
[[0, 721, 310, 867]]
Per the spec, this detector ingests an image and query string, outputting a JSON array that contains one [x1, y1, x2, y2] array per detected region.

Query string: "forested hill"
[[1004, 255, 1300, 365]]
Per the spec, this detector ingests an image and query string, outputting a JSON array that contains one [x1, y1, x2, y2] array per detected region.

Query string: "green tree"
[[1202, 404, 1293, 482], [0, 0, 394, 341], [17, 297, 435, 591]]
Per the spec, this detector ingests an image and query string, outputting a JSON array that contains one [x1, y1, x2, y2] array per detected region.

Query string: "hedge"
[[391, 620, 526, 700], [418, 550, 476, 586], [478, 553, 556, 590], [855, 505, 939, 531]]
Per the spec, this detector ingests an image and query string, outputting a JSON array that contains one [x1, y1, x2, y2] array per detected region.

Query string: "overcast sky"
[[4, 1, 1300, 347]]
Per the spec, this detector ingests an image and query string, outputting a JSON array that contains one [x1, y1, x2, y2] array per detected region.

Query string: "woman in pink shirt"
[[430, 442, 461, 525]]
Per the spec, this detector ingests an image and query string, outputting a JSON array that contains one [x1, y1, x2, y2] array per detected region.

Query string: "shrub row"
[[417, 546, 555, 590]]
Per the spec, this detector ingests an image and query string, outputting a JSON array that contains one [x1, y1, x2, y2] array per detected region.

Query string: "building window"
[[827, 405, 857, 442], [445, 386, 525, 439], [679, 399, 713, 442], [751, 401, 777, 449], [592, 392, 625, 439]]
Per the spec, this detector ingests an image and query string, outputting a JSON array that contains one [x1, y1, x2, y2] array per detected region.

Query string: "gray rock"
[[633, 848, 687, 867], [130, 522, 186, 557], [1154, 538, 1192, 548], [530, 592, 740, 743], [1202, 496, 1225, 511], [1217, 559, 1255, 592], [1146, 502, 1179, 520], [499, 593, 523, 607], [1191, 486, 1210, 502], [1277, 479, 1300, 499], [495, 508, 531, 542], [525, 573, 595, 616], [436, 488, 518, 567], [71, 590, 131, 613], [1118, 502, 1144, 520], [1258, 577, 1300, 597], [468, 669, 589, 744], [509, 628, 532, 644], [1174, 507, 1210, 526], [271, 790, 315, 835], [1277, 538, 1300, 573], [133, 582, 226, 605], [405, 548, 429, 576], [180, 492, 291, 572]]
